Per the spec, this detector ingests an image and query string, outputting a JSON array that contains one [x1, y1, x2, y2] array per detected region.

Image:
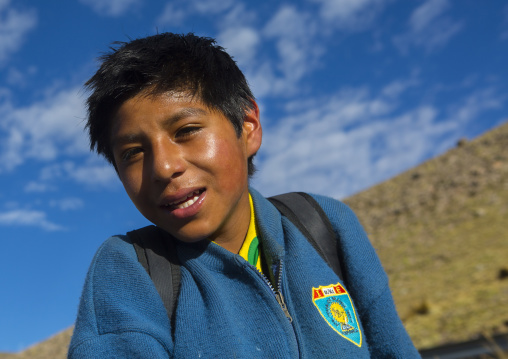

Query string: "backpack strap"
[[128, 225, 181, 325], [268, 192, 344, 282]]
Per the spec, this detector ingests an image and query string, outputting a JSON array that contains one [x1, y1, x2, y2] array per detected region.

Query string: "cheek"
[[119, 169, 144, 202], [200, 137, 247, 186], [199, 136, 220, 162]]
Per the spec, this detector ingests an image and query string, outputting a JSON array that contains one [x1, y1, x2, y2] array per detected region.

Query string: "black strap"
[[268, 192, 344, 281], [128, 226, 181, 324]]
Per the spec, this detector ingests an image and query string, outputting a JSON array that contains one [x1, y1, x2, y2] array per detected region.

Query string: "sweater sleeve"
[[68, 236, 172, 358], [312, 194, 421, 358]]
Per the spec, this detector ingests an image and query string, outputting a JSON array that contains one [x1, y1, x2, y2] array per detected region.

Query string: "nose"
[[149, 138, 185, 182]]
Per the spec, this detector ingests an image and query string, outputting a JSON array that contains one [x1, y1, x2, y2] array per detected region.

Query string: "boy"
[[69, 33, 420, 358]]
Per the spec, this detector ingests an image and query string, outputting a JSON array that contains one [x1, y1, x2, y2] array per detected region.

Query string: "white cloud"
[[409, 0, 448, 32], [79, 0, 140, 17], [264, 5, 310, 38], [393, 0, 462, 53], [501, 4, 508, 40], [0, 87, 88, 172], [252, 83, 505, 199], [0, 0, 37, 63], [24, 182, 55, 193], [49, 198, 84, 211], [217, 27, 260, 68], [260, 5, 323, 96], [6, 66, 37, 87], [36, 160, 119, 188], [381, 76, 420, 99], [68, 162, 119, 187], [446, 88, 504, 124], [217, 3, 257, 29], [245, 62, 279, 99], [190, 0, 235, 15], [0, 86, 10, 100], [156, 3, 187, 26], [310, 0, 388, 31], [39, 161, 75, 181], [0, 209, 63, 231], [253, 88, 405, 198], [156, 0, 236, 26]]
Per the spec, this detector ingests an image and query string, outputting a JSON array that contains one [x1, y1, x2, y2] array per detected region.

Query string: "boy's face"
[[110, 92, 262, 249]]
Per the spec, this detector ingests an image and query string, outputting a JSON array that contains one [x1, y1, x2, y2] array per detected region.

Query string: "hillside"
[[344, 121, 508, 348], [2, 121, 507, 357]]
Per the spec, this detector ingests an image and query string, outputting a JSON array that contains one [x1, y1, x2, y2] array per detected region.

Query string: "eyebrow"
[[111, 107, 209, 149], [162, 107, 208, 128]]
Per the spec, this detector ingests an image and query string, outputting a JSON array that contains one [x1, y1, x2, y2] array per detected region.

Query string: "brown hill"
[[344, 121, 508, 349], [2, 121, 507, 357]]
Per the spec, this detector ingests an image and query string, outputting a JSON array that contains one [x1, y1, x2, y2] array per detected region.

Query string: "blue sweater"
[[69, 189, 420, 358]]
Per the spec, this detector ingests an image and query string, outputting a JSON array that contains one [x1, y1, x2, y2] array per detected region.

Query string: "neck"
[[210, 191, 251, 254]]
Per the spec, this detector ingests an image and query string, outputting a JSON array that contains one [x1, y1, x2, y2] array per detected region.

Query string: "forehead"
[[120, 91, 199, 114], [121, 90, 199, 111]]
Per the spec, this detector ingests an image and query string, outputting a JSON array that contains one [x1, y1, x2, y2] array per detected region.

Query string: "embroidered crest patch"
[[312, 283, 362, 347]]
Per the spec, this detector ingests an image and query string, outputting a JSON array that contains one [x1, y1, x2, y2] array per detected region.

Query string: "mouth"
[[162, 188, 206, 210]]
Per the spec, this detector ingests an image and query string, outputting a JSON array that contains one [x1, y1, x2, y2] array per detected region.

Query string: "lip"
[[159, 187, 206, 219]]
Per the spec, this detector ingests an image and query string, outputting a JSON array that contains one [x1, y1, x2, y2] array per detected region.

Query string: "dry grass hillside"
[[1, 121, 507, 358], [344, 121, 508, 349]]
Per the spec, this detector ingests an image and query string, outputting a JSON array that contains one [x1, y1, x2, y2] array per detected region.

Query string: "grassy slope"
[[2, 121, 507, 357], [344, 121, 508, 348]]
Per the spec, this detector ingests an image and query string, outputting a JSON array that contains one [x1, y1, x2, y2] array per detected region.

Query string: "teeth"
[[169, 191, 201, 209]]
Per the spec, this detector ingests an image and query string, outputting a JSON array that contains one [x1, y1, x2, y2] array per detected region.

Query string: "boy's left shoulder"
[[273, 190, 360, 223], [305, 192, 350, 209]]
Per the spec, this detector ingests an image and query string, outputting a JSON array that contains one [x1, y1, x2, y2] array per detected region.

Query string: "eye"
[[175, 125, 202, 139], [121, 147, 143, 162]]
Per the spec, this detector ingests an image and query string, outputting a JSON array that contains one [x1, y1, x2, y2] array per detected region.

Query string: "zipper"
[[274, 259, 293, 322], [243, 256, 299, 357], [250, 258, 293, 322], [275, 291, 292, 322]]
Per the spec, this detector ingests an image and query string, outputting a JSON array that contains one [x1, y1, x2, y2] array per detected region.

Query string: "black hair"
[[84, 32, 257, 175]]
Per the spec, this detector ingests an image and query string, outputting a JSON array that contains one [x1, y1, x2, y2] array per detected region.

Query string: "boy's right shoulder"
[[89, 234, 138, 268], [71, 232, 171, 353], [83, 232, 159, 305]]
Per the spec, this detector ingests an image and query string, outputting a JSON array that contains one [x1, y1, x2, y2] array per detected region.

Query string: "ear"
[[242, 100, 262, 157]]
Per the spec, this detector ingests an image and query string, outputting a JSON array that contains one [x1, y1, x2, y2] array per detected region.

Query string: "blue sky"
[[0, 0, 507, 352]]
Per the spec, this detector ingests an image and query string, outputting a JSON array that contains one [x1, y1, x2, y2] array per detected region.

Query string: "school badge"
[[312, 283, 362, 347]]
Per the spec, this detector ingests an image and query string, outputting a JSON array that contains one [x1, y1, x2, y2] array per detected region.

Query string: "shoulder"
[[71, 233, 170, 350], [88, 235, 138, 275], [96, 234, 136, 257], [85, 233, 163, 302], [79, 234, 151, 307], [308, 193, 358, 218], [304, 193, 372, 253], [306, 193, 364, 231]]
